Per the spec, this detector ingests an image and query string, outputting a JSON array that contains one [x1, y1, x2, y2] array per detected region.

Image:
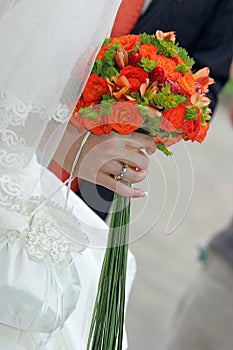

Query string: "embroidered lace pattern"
[[0, 90, 88, 262]]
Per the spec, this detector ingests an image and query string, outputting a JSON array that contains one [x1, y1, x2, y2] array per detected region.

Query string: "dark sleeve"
[[188, 0, 233, 113]]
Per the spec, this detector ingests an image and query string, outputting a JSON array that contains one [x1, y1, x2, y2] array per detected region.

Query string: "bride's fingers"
[[123, 167, 148, 184], [117, 149, 149, 171], [101, 161, 148, 184], [122, 133, 157, 155], [97, 174, 147, 198], [100, 160, 126, 175], [96, 148, 149, 172]]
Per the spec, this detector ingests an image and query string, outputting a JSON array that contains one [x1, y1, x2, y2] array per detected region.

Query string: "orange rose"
[[97, 43, 111, 60], [171, 55, 185, 66], [181, 113, 202, 141], [82, 74, 109, 105], [109, 102, 144, 134], [83, 115, 112, 135], [178, 73, 196, 96], [155, 55, 178, 79], [195, 122, 209, 143], [120, 65, 148, 92], [139, 44, 158, 60], [112, 35, 141, 52], [160, 104, 186, 132]]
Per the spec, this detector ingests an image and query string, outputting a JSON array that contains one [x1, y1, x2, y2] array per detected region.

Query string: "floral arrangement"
[[71, 30, 214, 156], [70, 31, 214, 350]]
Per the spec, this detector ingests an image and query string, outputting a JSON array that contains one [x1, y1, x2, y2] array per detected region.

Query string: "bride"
[[0, 0, 155, 348]]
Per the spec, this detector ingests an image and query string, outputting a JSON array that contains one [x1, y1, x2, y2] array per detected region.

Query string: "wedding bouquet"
[[70, 30, 214, 350]]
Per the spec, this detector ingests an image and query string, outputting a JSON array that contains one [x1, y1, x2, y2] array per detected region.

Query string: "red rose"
[[109, 101, 144, 134], [160, 104, 186, 132], [181, 113, 202, 141], [195, 122, 209, 143], [83, 114, 112, 135], [120, 65, 148, 92], [70, 112, 85, 133], [139, 44, 158, 60], [82, 74, 109, 105], [75, 96, 85, 111]]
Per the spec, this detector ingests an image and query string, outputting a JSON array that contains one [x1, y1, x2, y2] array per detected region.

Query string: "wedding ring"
[[114, 163, 128, 181]]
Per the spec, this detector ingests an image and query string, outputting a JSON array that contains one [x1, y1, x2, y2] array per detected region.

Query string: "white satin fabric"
[[0, 163, 136, 349]]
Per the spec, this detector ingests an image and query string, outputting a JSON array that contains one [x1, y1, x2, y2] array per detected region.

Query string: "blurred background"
[[126, 77, 233, 349]]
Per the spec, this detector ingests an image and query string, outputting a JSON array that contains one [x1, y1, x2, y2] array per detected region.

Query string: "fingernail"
[[137, 190, 148, 198]]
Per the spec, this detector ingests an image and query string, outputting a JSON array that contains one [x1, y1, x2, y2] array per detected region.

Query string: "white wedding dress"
[[0, 158, 136, 350], [0, 0, 136, 348]]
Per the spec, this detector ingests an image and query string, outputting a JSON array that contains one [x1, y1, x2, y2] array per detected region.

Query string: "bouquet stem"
[[87, 181, 131, 350]]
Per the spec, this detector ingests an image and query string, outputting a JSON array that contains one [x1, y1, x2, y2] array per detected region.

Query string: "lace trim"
[[0, 90, 86, 262], [0, 90, 71, 170], [0, 175, 25, 210], [25, 209, 70, 263], [0, 196, 89, 263]]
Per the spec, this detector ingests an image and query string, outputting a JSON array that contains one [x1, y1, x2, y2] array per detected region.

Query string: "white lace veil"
[[0, 0, 121, 207]]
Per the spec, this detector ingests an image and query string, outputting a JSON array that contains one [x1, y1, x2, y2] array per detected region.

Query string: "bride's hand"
[[76, 131, 156, 198], [54, 124, 156, 198]]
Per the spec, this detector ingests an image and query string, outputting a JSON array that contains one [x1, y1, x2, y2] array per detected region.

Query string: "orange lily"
[[144, 82, 158, 100], [156, 30, 176, 43], [190, 92, 211, 107], [140, 78, 150, 97], [108, 76, 130, 99], [114, 48, 128, 69], [193, 67, 214, 93]]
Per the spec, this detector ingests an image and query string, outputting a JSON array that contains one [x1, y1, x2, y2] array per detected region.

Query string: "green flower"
[[153, 84, 186, 109]]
